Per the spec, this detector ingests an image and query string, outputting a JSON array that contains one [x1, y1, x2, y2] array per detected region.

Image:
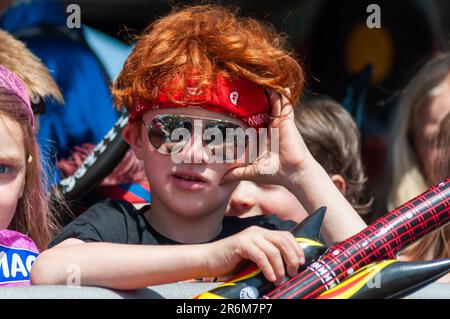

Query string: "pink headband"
[[0, 65, 34, 130]]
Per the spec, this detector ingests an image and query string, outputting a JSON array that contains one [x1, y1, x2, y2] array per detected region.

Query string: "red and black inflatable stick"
[[264, 178, 450, 299]]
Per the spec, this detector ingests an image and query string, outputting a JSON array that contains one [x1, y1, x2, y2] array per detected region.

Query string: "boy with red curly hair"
[[31, 5, 366, 290]]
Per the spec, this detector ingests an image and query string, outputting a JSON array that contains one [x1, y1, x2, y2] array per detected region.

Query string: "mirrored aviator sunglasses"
[[142, 114, 251, 159]]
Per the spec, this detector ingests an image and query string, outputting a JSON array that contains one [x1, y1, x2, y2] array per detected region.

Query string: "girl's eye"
[[0, 165, 12, 174]]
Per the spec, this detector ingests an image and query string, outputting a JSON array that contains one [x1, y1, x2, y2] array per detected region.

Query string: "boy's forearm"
[[282, 159, 367, 243], [31, 242, 210, 290]]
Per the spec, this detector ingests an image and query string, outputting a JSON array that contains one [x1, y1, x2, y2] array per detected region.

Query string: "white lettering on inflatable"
[[60, 176, 76, 192], [84, 152, 97, 167], [93, 140, 107, 154], [105, 128, 117, 142], [74, 164, 87, 179], [308, 260, 339, 290], [118, 115, 129, 128]]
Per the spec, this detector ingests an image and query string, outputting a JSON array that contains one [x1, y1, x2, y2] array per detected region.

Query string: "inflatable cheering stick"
[[59, 114, 130, 199], [317, 258, 450, 299], [264, 178, 450, 299], [195, 207, 328, 299]]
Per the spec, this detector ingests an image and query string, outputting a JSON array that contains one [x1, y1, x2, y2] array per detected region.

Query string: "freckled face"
[[126, 107, 248, 219], [0, 115, 26, 229]]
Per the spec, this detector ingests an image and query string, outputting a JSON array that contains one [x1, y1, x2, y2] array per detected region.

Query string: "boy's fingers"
[[269, 90, 282, 118], [282, 232, 305, 263], [265, 232, 301, 277], [280, 88, 294, 119], [221, 166, 250, 183], [254, 238, 285, 285], [293, 240, 305, 264], [222, 162, 268, 184], [246, 244, 276, 283]]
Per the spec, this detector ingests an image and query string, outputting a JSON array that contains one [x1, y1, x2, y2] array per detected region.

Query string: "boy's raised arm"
[[283, 158, 367, 243], [222, 91, 367, 244]]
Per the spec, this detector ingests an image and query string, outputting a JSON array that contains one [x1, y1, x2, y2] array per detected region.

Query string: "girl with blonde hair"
[[388, 54, 450, 209], [388, 54, 450, 280]]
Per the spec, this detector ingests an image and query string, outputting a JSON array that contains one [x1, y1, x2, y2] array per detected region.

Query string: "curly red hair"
[[112, 5, 303, 113]]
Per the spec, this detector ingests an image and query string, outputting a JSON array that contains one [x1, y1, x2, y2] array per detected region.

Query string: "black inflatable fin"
[[290, 206, 326, 242]]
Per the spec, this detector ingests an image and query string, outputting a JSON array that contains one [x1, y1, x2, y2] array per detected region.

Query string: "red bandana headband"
[[129, 75, 271, 129]]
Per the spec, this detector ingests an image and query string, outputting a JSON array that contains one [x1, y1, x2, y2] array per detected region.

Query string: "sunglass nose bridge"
[[173, 123, 217, 164]]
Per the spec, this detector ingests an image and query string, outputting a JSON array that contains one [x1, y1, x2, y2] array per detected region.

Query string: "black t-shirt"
[[49, 199, 296, 248]]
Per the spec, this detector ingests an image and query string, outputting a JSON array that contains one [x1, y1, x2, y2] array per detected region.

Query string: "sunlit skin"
[[412, 81, 450, 181], [123, 107, 249, 243], [0, 115, 26, 229]]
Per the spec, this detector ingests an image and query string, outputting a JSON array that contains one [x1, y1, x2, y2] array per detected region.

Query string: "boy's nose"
[[177, 123, 211, 164], [228, 181, 258, 214]]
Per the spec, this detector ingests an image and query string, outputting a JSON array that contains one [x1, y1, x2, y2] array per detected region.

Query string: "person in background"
[[384, 54, 450, 282], [387, 54, 450, 211], [398, 113, 450, 283]]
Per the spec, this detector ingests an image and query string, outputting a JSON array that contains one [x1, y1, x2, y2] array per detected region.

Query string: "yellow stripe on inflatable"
[[295, 237, 324, 246], [196, 292, 227, 299], [231, 270, 262, 283], [318, 260, 396, 299], [215, 282, 236, 287]]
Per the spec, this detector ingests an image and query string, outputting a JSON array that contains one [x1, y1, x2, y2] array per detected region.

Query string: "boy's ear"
[[122, 124, 144, 160], [331, 174, 347, 195]]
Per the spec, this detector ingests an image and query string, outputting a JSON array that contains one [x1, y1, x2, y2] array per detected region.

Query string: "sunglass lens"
[[149, 115, 192, 153], [205, 122, 248, 160]]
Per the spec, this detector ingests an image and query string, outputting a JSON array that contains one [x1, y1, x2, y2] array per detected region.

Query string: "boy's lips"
[[170, 170, 210, 191]]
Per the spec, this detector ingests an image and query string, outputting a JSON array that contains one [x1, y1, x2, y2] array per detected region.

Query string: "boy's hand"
[[221, 89, 314, 187], [205, 226, 305, 286]]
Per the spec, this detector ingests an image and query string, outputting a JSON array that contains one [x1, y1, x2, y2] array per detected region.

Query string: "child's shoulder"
[[88, 198, 140, 216], [49, 199, 149, 248], [73, 199, 143, 227]]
